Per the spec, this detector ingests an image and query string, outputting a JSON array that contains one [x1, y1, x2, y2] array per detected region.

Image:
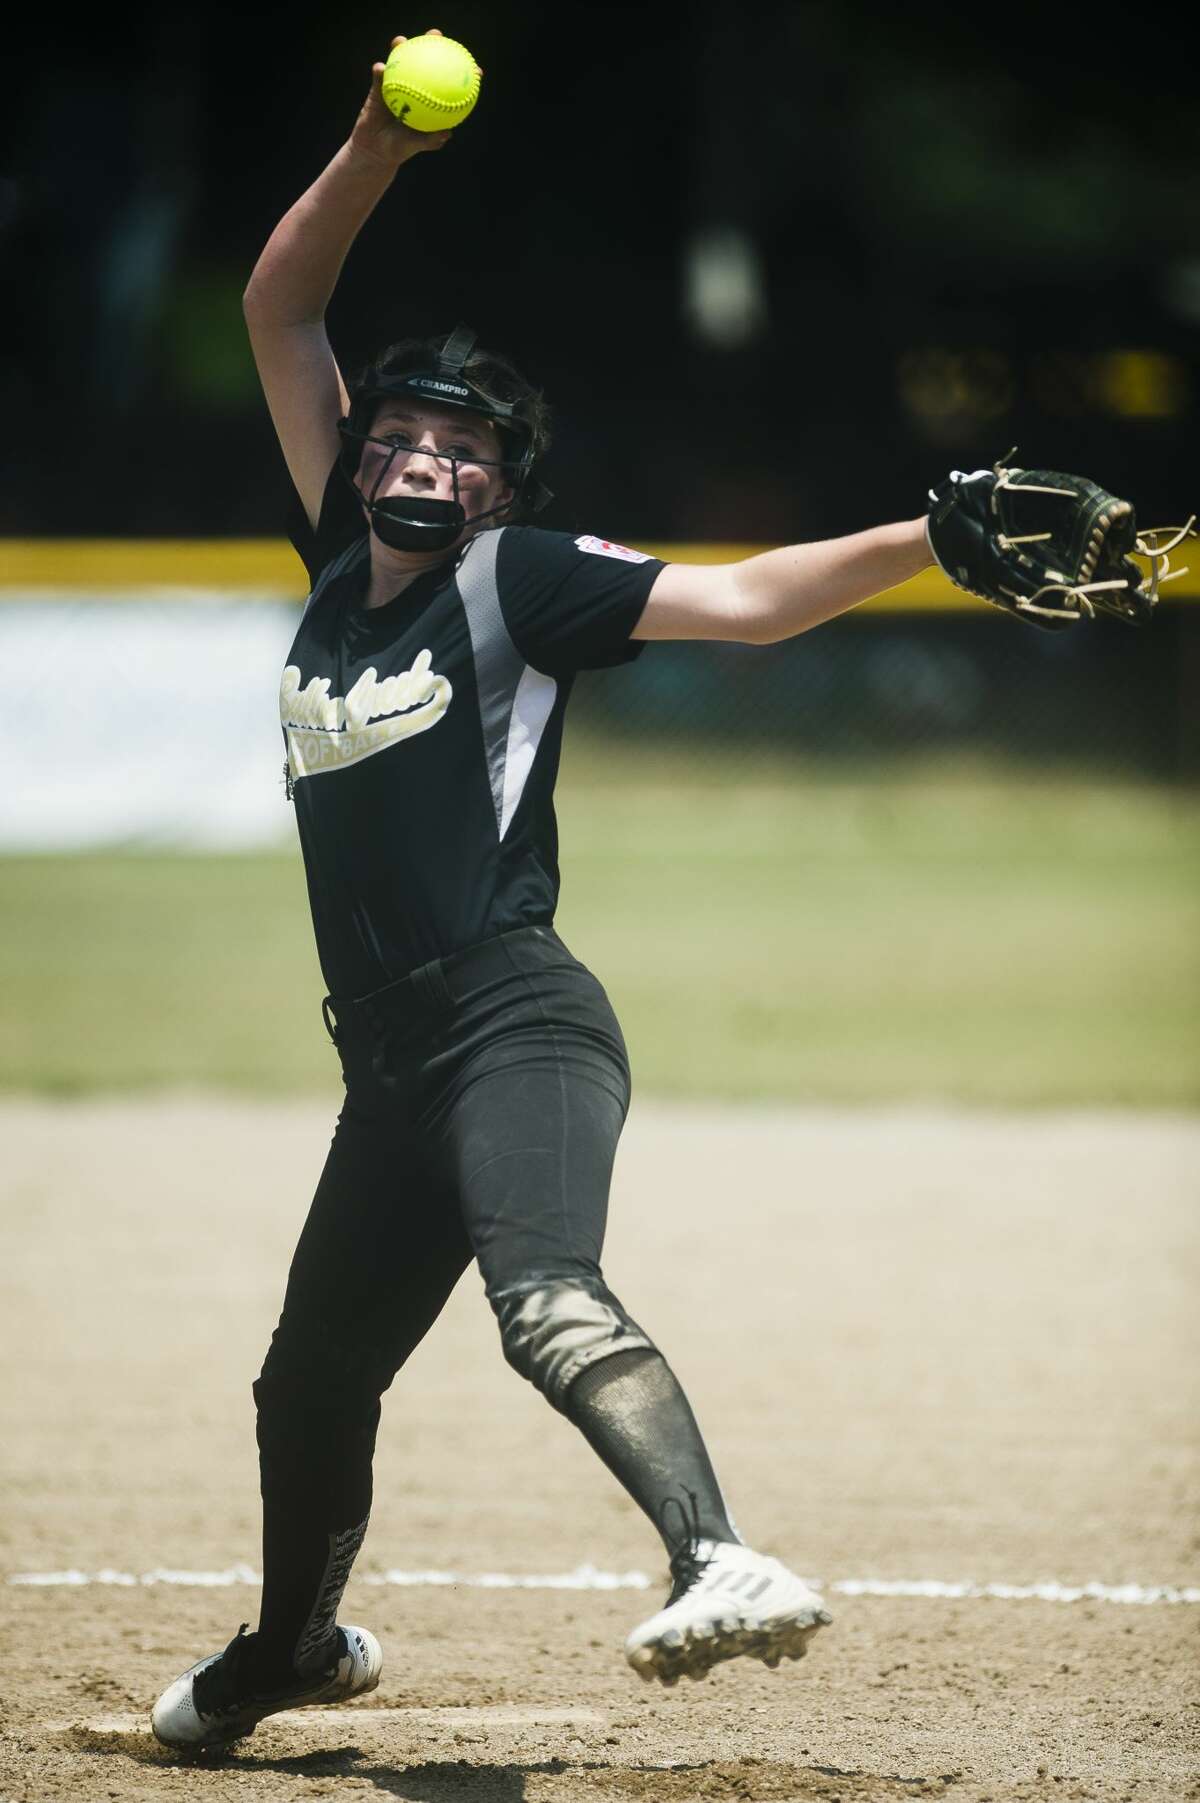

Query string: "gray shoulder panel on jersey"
[[300, 536, 369, 622], [456, 529, 558, 842]]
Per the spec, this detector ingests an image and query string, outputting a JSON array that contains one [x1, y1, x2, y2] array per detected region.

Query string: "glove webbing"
[[990, 452, 1194, 624]]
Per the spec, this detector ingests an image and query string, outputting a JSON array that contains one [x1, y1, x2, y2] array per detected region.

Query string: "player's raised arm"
[[242, 35, 453, 530], [632, 516, 934, 644]]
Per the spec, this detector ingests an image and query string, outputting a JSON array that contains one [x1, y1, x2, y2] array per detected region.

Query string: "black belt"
[[321, 923, 562, 1046]]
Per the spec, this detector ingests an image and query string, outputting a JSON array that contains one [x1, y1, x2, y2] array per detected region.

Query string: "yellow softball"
[[380, 34, 482, 132]]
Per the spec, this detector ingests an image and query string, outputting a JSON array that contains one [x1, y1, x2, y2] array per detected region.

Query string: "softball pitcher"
[[151, 33, 938, 1751]]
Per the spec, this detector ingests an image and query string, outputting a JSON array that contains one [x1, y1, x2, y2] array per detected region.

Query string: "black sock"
[[250, 1509, 368, 1685], [564, 1347, 741, 1552]]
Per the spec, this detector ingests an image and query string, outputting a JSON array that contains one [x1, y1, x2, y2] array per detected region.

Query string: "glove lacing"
[[990, 450, 1195, 623]]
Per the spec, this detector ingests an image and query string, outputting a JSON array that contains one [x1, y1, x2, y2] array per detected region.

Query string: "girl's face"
[[358, 400, 514, 523]]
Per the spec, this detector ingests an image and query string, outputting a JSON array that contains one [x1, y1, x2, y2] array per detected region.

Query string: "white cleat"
[[151, 1622, 382, 1751], [625, 1540, 832, 1685]]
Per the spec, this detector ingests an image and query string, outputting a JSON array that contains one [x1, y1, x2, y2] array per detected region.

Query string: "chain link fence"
[[0, 584, 1193, 852], [576, 605, 1198, 782]]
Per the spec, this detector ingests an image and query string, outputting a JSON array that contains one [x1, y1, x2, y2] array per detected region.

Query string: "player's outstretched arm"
[[632, 517, 933, 644], [243, 34, 452, 529]]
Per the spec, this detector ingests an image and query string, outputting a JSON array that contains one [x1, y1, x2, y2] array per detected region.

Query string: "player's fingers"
[[390, 35, 407, 46], [409, 126, 453, 154]]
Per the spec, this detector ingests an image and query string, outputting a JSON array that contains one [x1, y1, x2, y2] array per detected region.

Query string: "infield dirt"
[[1, 1098, 1197, 1803]]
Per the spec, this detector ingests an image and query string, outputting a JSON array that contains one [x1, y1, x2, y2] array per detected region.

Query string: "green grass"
[[2, 743, 1198, 1105]]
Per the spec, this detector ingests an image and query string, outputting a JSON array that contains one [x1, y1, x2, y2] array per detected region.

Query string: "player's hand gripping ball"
[[381, 33, 481, 131]]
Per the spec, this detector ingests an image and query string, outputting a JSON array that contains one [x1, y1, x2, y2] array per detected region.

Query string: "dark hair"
[[354, 332, 553, 468]]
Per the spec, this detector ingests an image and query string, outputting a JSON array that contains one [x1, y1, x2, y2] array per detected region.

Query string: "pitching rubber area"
[[1, 1097, 1196, 1803]]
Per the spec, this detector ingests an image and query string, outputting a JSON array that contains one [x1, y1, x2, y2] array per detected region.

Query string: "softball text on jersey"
[[281, 650, 453, 778]]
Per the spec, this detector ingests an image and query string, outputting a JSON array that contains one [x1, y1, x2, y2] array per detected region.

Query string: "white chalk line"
[[58, 1705, 607, 1736], [8, 1563, 1199, 1606]]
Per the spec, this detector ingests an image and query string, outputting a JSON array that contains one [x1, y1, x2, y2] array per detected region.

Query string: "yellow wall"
[[1, 539, 1196, 609]]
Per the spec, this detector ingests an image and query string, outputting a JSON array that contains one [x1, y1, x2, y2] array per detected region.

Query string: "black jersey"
[[282, 466, 664, 996]]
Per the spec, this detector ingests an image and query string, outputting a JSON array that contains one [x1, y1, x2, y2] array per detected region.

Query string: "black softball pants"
[[251, 923, 653, 1671]]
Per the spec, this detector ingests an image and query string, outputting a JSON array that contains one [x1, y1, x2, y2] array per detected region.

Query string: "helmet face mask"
[[343, 422, 518, 553], [338, 327, 551, 552]]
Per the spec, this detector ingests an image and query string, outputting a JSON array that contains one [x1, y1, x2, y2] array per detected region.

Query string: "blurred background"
[[2, 0, 1197, 1105]]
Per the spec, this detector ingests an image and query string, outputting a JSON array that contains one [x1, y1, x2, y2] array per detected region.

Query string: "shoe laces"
[[660, 1489, 711, 1605], [192, 1624, 256, 1718]]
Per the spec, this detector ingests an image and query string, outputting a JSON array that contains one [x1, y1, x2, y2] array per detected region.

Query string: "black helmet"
[[338, 326, 552, 552]]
